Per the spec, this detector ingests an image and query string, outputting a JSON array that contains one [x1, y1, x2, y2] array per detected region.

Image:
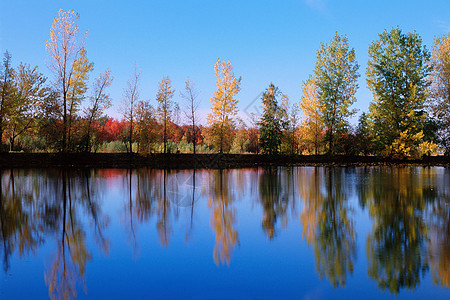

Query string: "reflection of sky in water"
[[0, 167, 449, 299]]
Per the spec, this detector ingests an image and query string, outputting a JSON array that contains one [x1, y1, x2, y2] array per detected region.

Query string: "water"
[[0, 167, 449, 299]]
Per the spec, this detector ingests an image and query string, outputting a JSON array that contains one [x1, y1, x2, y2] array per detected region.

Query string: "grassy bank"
[[1, 153, 450, 169]]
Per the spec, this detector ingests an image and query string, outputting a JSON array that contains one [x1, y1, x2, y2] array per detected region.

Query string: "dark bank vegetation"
[[1, 153, 450, 169]]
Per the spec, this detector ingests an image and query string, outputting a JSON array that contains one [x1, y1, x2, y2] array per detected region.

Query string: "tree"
[[258, 84, 283, 155], [280, 95, 300, 154], [208, 59, 241, 153], [355, 112, 373, 155], [46, 9, 93, 152], [135, 99, 158, 155], [299, 76, 325, 154], [367, 27, 432, 154], [83, 69, 113, 152], [120, 65, 141, 153], [180, 79, 200, 155], [156, 76, 175, 154], [430, 34, 450, 153], [314, 33, 359, 154], [0, 51, 15, 151], [7, 63, 47, 151]]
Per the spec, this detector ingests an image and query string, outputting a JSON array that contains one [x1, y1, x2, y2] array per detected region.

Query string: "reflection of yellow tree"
[[208, 170, 239, 265], [299, 167, 356, 288], [360, 167, 431, 294], [45, 171, 92, 300], [259, 167, 289, 239]]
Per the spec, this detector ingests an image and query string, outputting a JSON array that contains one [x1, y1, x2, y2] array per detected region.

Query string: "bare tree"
[[180, 79, 200, 155], [83, 69, 113, 152], [120, 65, 140, 153]]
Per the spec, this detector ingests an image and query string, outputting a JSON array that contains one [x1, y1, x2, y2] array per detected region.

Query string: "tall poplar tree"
[[367, 27, 432, 153], [208, 59, 241, 153], [314, 33, 359, 154], [299, 76, 325, 155], [46, 9, 93, 152]]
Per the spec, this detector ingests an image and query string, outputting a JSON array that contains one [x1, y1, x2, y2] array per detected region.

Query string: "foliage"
[[258, 84, 284, 155], [46, 9, 93, 151], [208, 59, 241, 153], [383, 130, 439, 159], [135, 100, 159, 155], [367, 27, 432, 153], [314, 33, 359, 154], [156, 76, 175, 154], [299, 76, 325, 154]]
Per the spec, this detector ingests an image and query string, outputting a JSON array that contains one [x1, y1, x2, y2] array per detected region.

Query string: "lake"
[[0, 167, 449, 299]]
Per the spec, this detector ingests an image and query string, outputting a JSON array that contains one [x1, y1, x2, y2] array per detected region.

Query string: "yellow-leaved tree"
[[299, 76, 325, 154], [208, 59, 241, 153], [46, 9, 93, 152]]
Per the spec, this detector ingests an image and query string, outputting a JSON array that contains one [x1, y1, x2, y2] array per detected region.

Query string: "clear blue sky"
[[1, 0, 449, 125]]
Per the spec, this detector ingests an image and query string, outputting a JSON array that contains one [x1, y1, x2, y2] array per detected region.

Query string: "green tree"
[[7, 63, 47, 151], [156, 76, 175, 154], [367, 27, 432, 154], [258, 84, 284, 155], [314, 33, 360, 154], [208, 59, 241, 153], [355, 112, 373, 155]]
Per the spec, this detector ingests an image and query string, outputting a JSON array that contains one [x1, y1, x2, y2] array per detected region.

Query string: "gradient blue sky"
[[1, 0, 449, 125]]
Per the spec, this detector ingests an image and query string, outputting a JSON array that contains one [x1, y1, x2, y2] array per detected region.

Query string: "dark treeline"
[[1, 10, 450, 159]]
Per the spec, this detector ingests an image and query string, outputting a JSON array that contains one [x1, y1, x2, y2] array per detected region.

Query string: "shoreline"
[[0, 153, 449, 169]]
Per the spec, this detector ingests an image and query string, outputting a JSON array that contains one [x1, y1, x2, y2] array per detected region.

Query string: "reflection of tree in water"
[[129, 168, 178, 248], [426, 169, 450, 287], [208, 169, 239, 265], [3, 168, 112, 300], [299, 167, 356, 288], [156, 169, 173, 247], [258, 167, 290, 239], [0, 169, 42, 272], [359, 167, 433, 294]]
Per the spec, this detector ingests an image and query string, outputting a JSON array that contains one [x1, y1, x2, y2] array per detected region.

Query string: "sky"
[[1, 0, 449, 126]]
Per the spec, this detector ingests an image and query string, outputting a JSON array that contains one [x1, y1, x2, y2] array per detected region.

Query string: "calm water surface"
[[0, 167, 449, 299]]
